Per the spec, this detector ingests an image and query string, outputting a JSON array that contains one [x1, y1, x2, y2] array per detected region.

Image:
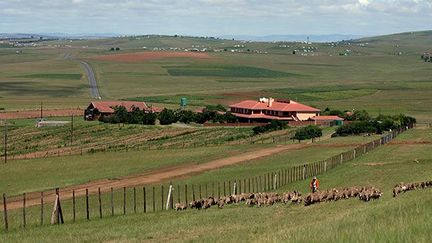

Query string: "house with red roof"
[[84, 101, 160, 121], [229, 97, 320, 122]]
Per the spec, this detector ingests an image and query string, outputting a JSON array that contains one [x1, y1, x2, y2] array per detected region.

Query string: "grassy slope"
[[1, 127, 431, 242]]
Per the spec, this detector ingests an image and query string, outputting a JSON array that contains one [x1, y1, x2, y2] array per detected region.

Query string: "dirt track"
[[3, 141, 318, 211]]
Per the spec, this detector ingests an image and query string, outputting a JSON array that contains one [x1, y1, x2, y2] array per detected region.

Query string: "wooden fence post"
[[199, 184, 202, 199], [223, 181, 226, 196], [233, 181, 237, 195], [185, 185, 188, 204], [274, 173, 277, 190], [3, 193, 8, 232], [86, 189, 89, 220], [133, 187, 137, 213], [152, 187, 155, 212], [143, 187, 146, 213], [218, 182, 220, 198], [22, 193, 26, 228], [303, 165, 306, 180], [228, 181, 231, 195], [98, 187, 102, 218], [166, 184, 173, 210], [111, 188, 114, 216], [161, 185, 164, 211], [41, 191, 44, 225], [123, 187, 127, 215], [192, 185, 195, 201], [177, 185, 180, 203]]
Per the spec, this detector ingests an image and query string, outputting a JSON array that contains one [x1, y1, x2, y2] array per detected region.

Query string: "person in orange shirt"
[[310, 176, 319, 193]]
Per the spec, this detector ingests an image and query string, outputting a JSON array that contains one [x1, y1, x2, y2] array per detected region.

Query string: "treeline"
[[99, 105, 239, 125], [252, 120, 288, 135], [333, 112, 416, 137], [293, 125, 322, 141]]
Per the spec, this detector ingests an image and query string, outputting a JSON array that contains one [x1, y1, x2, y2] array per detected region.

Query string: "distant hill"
[[220, 34, 364, 42], [352, 30, 432, 46]]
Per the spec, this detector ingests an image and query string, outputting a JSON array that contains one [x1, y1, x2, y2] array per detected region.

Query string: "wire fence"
[[0, 125, 412, 232]]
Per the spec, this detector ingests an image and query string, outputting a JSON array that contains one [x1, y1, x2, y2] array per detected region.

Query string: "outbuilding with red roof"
[[84, 101, 160, 121]]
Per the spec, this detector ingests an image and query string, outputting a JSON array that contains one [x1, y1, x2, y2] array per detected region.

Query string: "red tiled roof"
[[229, 100, 320, 112], [311, 115, 344, 121], [90, 101, 158, 113], [231, 113, 294, 121]]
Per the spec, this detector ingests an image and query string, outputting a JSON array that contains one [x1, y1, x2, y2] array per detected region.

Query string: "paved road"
[[80, 60, 101, 99]]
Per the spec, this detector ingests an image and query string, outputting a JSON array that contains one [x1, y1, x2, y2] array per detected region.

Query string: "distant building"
[[229, 98, 320, 122], [84, 101, 160, 121]]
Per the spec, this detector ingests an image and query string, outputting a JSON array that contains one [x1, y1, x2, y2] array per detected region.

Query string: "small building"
[[310, 115, 344, 126], [84, 101, 160, 121], [229, 98, 320, 122]]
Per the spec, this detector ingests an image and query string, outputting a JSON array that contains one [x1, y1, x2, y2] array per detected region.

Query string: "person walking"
[[310, 176, 319, 193]]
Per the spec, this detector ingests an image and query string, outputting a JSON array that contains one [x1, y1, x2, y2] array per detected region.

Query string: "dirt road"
[[4, 142, 316, 210]]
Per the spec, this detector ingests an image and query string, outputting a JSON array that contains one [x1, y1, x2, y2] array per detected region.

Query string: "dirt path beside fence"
[[3, 136, 330, 211]]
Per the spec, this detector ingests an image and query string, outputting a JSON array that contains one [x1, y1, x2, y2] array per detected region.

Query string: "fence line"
[[0, 126, 411, 232]]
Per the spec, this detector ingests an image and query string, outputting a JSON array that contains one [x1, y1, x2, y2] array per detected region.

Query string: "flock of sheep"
[[304, 186, 382, 206], [393, 180, 432, 197], [174, 179, 431, 211], [174, 186, 382, 211]]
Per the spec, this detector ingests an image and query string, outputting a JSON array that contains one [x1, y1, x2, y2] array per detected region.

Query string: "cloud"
[[0, 0, 431, 35]]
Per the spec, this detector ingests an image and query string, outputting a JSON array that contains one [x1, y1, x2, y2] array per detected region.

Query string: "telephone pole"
[[70, 115, 74, 145], [3, 121, 7, 164]]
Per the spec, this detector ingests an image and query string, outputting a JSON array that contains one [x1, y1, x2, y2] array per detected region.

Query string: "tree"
[[142, 112, 157, 125], [293, 125, 322, 141], [158, 109, 178, 125]]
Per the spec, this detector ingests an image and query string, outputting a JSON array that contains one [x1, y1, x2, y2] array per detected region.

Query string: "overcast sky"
[[1, 0, 431, 36]]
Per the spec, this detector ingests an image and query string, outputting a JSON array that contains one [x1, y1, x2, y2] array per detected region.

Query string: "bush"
[[158, 108, 178, 125], [253, 120, 288, 135], [334, 114, 416, 136], [293, 125, 322, 141]]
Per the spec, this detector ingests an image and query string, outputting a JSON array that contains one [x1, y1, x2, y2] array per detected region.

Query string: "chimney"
[[268, 97, 274, 107]]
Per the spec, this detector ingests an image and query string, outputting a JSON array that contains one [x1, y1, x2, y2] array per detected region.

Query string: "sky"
[[1, 0, 432, 36]]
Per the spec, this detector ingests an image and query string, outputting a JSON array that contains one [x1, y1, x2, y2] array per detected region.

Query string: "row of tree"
[[333, 113, 416, 137], [99, 105, 239, 125], [293, 125, 323, 141], [252, 120, 288, 135]]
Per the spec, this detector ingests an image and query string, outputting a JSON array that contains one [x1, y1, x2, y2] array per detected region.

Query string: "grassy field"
[[1, 31, 432, 123], [0, 127, 430, 242]]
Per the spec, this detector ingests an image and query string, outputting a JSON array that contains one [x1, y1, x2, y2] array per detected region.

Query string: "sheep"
[[392, 180, 432, 197], [175, 203, 187, 211]]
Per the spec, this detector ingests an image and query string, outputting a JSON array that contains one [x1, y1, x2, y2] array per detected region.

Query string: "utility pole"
[[70, 115, 74, 145], [3, 121, 7, 164], [40, 102, 43, 120]]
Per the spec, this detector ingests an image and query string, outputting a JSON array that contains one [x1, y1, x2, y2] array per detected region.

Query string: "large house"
[[229, 97, 320, 122], [85, 101, 160, 121]]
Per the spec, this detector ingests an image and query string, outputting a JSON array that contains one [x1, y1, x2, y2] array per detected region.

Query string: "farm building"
[[84, 101, 160, 121], [229, 97, 320, 122], [310, 115, 344, 125]]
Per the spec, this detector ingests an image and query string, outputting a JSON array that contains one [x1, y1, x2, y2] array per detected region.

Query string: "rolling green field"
[[1, 31, 432, 123]]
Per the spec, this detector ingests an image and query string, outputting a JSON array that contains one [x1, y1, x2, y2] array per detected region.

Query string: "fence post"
[[143, 187, 146, 213], [123, 187, 127, 215], [111, 188, 114, 216], [273, 173, 277, 190], [218, 182, 221, 198], [41, 191, 44, 225], [303, 165, 306, 180], [340, 153, 343, 164], [233, 181, 237, 195], [199, 184, 202, 199], [192, 185, 195, 201], [86, 189, 90, 220], [353, 149, 356, 159], [223, 181, 226, 196], [161, 185, 164, 211], [185, 185, 188, 204], [177, 185, 180, 203], [98, 187, 102, 218], [72, 190, 76, 221], [166, 184, 173, 210], [22, 193, 26, 228], [324, 161, 327, 172], [3, 193, 8, 232], [133, 187, 137, 213], [152, 187, 155, 212]]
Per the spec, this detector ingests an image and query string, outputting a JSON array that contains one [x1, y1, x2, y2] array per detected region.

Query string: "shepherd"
[[310, 176, 320, 193]]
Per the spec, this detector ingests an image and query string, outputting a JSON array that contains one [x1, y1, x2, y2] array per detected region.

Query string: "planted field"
[[93, 51, 211, 62]]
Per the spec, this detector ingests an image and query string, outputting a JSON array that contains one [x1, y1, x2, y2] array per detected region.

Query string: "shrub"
[[253, 120, 288, 135], [293, 125, 322, 141], [158, 108, 178, 125]]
